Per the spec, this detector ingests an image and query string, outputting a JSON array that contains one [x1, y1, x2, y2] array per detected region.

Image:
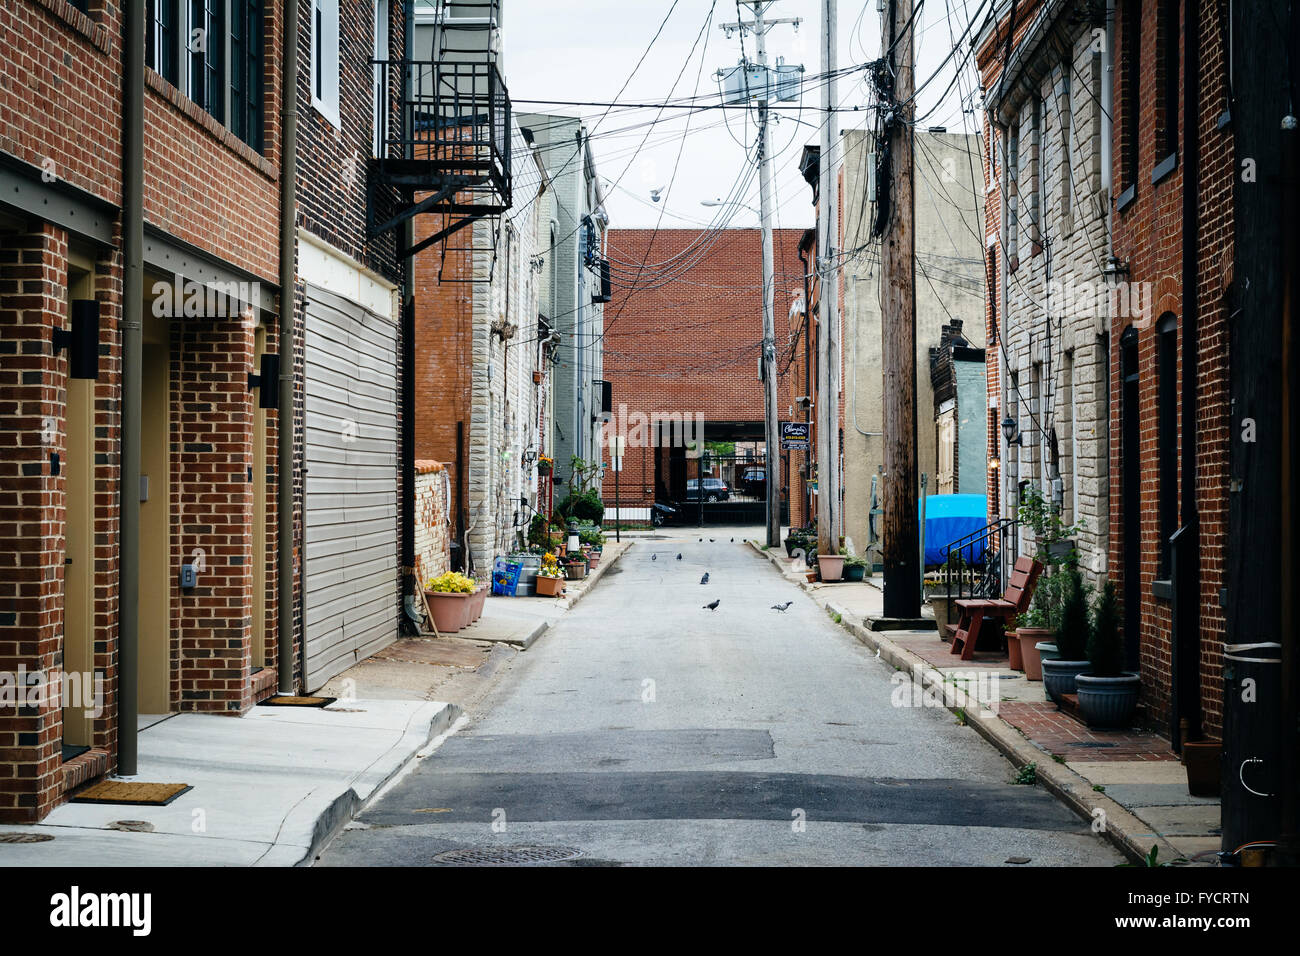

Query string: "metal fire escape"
[[369, 0, 512, 261]]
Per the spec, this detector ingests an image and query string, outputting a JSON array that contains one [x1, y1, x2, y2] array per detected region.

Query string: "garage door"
[[303, 283, 399, 690]]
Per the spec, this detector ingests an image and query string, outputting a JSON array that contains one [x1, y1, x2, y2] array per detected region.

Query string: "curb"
[[294, 701, 462, 866], [750, 538, 1181, 866]]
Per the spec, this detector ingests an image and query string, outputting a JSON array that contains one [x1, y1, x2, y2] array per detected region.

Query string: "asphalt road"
[[318, 529, 1122, 866]]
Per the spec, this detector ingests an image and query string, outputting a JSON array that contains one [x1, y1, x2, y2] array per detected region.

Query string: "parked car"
[[738, 467, 766, 496], [686, 478, 730, 502], [650, 501, 679, 527]]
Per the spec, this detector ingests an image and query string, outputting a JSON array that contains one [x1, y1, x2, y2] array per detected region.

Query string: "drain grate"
[[0, 832, 54, 844], [108, 820, 155, 832], [432, 845, 583, 866]]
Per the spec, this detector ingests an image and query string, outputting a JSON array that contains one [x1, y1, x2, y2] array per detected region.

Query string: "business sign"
[[780, 421, 811, 450]]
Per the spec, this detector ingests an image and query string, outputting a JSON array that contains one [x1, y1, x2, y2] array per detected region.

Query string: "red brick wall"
[[0, 225, 70, 822], [1108, 0, 1232, 738], [601, 228, 804, 507]]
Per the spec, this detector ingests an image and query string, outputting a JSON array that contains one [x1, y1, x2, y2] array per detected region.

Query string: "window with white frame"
[[312, 0, 341, 127]]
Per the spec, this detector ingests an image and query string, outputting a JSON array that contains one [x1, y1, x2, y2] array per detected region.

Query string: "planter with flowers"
[[537, 456, 553, 478], [534, 552, 565, 597], [564, 552, 587, 580], [425, 571, 476, 633]]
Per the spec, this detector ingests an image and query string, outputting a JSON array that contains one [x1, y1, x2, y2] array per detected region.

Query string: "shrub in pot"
[[1076, 579, 1141, 728], [425, 571, 475, 633], [1040, 565, 1091, 705], [843, 554, 868, 582]]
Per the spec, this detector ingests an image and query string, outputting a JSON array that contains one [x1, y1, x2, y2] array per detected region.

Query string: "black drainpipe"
[[118, 0, 145, 775], [798, 239, 813, 526], [1174, 0, 1202, 750], [276, 0, 300, 695]]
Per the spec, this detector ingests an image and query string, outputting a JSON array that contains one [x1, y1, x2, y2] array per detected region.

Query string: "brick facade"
[[602, 228, 803, 510]]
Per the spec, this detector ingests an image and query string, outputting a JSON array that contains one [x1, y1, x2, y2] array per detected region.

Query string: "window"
[[1030, 96, 1042, 253], [147, 0, 265, 151], [1057, 67, 1072, 229], [1120, 0, 1141, 197], [1156, 0, 1180, 168], [312, 0, 341, 127], [230, 0, 265, 151], [1157, 314, 1178, 577], [1007, 122, 1020, 266], [188, 0, 225, 123], [148, 1, 179, 85]]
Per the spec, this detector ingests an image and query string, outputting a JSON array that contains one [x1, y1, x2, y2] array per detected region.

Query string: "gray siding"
[[303, 284, 399, 691]]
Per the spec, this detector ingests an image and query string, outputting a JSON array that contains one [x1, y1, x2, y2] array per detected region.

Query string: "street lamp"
[[701, 199, 761, 217], [1001, 415, 1022, 446]]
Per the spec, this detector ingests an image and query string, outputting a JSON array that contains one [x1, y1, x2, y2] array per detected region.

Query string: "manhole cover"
[[432, 845, 584, 866], [0, 832, 54, 844], [108, 820, 155, 832]]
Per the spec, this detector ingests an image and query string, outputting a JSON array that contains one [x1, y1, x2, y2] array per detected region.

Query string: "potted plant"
[[843, 554, 868, 582], [534, 552, 565, 597], [1182, 738, 1222, 797], [425, 571, 475, 633], [1040, 564, 1092, 705], [537, 456, 553, 477], [1013, 609, 1050, 680], [467, 574, 488, 623], [1076, 579, 1141, 727], [818, 548, 846, 582], [564, 551, 587, 580]]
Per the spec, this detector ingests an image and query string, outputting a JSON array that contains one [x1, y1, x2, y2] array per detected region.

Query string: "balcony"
[[369, 59, 512, 256]]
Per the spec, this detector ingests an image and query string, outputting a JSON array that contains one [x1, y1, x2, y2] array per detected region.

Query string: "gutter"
[[118, 0, 146, 775], [277, 0, 300, 695]]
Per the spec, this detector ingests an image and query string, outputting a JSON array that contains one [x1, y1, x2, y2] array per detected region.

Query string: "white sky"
[[503, 1, 981, 229]]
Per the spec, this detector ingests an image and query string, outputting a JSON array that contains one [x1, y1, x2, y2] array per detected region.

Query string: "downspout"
[[400, 1, 417, 630], [277, 0, 300, 695], [1175, 0, 1202, 748], [119, 0, 145, 775], [798, 241, 812, 523]]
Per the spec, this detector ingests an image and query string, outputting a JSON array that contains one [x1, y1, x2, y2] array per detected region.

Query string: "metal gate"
[[302, 284, 400, 691], [681, 453, 787, 526]]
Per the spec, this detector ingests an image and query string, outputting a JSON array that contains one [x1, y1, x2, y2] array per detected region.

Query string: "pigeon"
[[703, 599, 720, 611], [730, 538, 734, 542], [676, 553, 682, 560], [699, 538, 703, 542], [700, 572, 710, 585], [771, 601, 793, 613], [709, 538, 715, 542], [651, 553, 657, 561]]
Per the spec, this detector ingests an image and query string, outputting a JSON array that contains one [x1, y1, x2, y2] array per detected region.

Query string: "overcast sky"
[[503, 1, 980, 230]]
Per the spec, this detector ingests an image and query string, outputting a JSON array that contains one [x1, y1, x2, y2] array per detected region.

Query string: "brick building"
[[974, 0, 1234, 744], [0, 0, 451, 822], [601, 227, 803, 520]]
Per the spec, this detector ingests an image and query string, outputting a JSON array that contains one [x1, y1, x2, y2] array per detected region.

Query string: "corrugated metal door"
[[303, 284, 399, 690]]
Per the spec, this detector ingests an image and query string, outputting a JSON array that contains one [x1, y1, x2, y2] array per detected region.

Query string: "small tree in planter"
[[1042, 563, 1092, 705], [1018, 485, 1085, 568], [1076, 579, 1141, 727]]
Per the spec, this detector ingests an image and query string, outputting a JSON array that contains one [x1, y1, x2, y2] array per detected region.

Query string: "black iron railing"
[[942, 518, 1019, 601], [371, 58, 511, 213]]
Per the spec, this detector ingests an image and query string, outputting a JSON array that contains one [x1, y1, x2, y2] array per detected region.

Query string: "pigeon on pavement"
[[700, 572, 709, 585], [771, 601, 793, 612], [651, 553, 657, 561], [676, 553, 682, 560], [703, 599, 720, 611]]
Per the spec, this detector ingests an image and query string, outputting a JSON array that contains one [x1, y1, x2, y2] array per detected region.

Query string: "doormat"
[[72, 781, 192, 807], [259, 695, 336, 708]]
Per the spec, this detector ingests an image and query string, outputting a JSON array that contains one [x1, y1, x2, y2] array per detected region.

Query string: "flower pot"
[[1006, 632, 1024, 671], [1182, 739, 1222, 797], [930, 594, 958, 639], [1017, 629, 1053, 680], [532, 370, 544, 384], [1041, 657, 1090, 705], [588, 550, 602, 568], [467, 585, 487, 623], [1076, 672, 1142, 728], [534, 575, 564, 597], [805, 570, 817, 584], [564, 562, 586, 581], [1035, 640, 1060, 661], [818, 554, 845, 581], [425, 590, 470, 633], [844, 564, 866, 582]]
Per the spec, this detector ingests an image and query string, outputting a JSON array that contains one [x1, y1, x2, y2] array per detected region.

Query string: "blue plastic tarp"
[[919, 494, 988, 567]]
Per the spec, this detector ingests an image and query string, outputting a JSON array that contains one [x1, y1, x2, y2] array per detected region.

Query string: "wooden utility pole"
[[815, 0, 840, 559], [880, 0, 920, 619]]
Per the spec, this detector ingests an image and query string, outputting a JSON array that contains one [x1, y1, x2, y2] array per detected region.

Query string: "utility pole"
[[721, 2, 800, 548], [815, 0, 839, 560], [880, 0, 920, 619]]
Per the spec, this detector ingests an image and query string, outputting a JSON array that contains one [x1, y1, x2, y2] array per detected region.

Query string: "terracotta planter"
[[467, 585, 487, 623], [1182, 739, 1222, 797], [425, 590, 470, 633], [532, 370, 544, 384], [805, 570, 817, 583], [1006, 631, 1024, 671], [1017, 628, 1053, 681], [534, 575, 564, 597], [588, 550, 601, 568], [818, 554, 845, 581]]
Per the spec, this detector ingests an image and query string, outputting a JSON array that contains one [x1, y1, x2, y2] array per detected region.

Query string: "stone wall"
[[414, 461, 451, 584]]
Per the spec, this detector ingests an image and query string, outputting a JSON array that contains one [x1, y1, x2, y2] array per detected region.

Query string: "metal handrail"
[[942, 518, 1019, 602]]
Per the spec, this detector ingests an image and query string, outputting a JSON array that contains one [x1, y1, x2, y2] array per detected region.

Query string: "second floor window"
[[312, 0, 341, 127], [146, 0, 266, 152]]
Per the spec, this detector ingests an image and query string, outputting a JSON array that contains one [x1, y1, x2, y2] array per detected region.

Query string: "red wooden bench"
[[946, 555, 1043, 661]]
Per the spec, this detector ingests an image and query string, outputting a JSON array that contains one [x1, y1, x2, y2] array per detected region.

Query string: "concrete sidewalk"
[[749, 539, 1220, 866], [0, 700, 459, 867]]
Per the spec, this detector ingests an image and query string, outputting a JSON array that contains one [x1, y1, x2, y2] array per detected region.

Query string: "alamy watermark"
[[0, 667, 104, 718]]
